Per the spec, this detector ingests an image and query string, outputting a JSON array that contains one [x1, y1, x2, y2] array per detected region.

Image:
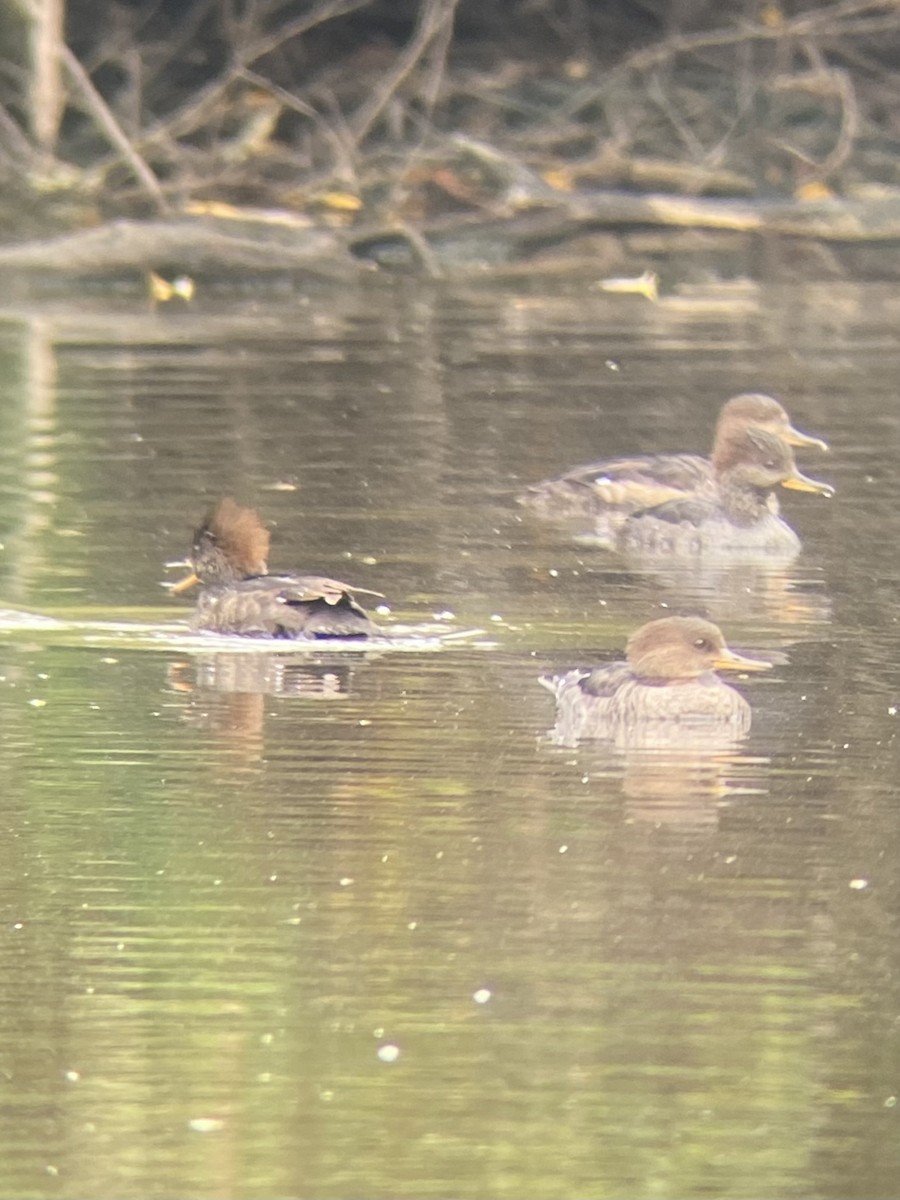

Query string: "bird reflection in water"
[[168, 653, 359, 699], [621, 559, 833, 628], [196, 654, 357, 699], [167, 653, 363, 759], [580, 742, 769, 830]]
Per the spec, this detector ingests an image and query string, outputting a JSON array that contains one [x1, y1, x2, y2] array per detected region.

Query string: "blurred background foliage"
[[1, 1, 900, 238]]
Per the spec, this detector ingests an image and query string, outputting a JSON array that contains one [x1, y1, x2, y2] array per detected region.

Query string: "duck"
[[540, 615, 772, 744], [520, 392, 828, 538], [168, 497, 382, 638], [616, 426, 833, 559]]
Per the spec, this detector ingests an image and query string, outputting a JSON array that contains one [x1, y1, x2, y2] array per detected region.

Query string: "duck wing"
[[270, 574, 384, 606], [191, 573, 382, 638], [578, 662, 634, 698], [561, 453, 712, 503], [270, 574, 382, 637], [626, 495, 716, 528], [540, 661, 630, 700]]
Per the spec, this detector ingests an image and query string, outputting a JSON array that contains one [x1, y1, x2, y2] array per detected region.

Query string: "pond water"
[[0, 272, 898, 1200]]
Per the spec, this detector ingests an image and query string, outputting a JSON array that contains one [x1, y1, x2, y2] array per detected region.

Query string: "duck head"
[[626, 616, 772, 680], [715, 393, 828, 452], [171, 497, 271, 592], [712, 427, 834, 498]]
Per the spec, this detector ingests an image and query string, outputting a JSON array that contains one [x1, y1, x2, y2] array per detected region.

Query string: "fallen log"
[[1, 189, 899, 278], [0, 214, 358, 277]]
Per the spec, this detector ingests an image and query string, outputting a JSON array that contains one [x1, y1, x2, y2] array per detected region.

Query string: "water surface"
[[0, 275, 898, 1199]]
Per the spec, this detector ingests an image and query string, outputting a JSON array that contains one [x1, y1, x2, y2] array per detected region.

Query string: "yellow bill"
[[169, 571, 200, 594], [781, 471, 834, 497], [783, 424, 828, 452], [714, 648, 773, 673]]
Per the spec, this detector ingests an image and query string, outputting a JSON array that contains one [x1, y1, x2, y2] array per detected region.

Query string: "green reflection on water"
[[0, 282, 896, 1199]]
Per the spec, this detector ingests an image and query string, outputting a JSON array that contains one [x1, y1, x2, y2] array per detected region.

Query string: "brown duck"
[[541, 615, 772, 743], [521, 392, 828, 537], [169, 498, 382, 638], [617, 426, 833, 558]]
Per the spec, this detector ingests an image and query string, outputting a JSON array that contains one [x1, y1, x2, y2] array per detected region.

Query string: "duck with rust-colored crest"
[[541, 616, 772, 745], [521, 392, 828, 540], [168, 498, 382, 638]]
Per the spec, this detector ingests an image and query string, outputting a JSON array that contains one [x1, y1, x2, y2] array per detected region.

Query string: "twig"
[[552, 0, 900, 125], [348, 0, 459, 145], [391, 220, 445, 278], [11, 0, 164, 202], [144, 0, 373, 147], [237, 67, 358, 186], [645, 72, 707, 161], [59, 43, 166, 210], [420, 0, 458, 118], [27, 0, 65, 151], [0, 100, 42, 167], [770, 60, 860, 180]]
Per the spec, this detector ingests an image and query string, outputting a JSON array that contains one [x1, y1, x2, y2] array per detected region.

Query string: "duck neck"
[[716, 476, 772, 527], [196, 551, 249, 587]]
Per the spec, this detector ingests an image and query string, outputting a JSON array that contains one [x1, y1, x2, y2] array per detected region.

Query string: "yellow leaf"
[[597, 270, 659, 303], [541, 168, 574, 191], [795, 181, 834, 201], [148, 271, 195, 303], [317, 191, 362, 212]]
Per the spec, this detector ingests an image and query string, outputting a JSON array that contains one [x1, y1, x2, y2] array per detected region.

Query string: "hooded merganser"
[[541, 615, 772, 743], [520, 392, 828, 537], [169, 497, 382, 638], [617, 426, 833, 559]]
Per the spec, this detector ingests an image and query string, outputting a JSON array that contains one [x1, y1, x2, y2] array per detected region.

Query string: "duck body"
[[520, 393, 827, 538], [616, 427, 832, 561], [545, 662, 753, 741], [617, 495, 802, 560], [170, 498, 381, 639], [523, 452, 715, 538], [541, 616, 771, 746], [190, 572, 380, 638]]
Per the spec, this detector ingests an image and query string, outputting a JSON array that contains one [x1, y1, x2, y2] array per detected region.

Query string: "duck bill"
[[713, 648, 773, 673], [169, 571, 200, 594], [783, 425, 828, 452], [781, 471, 835, 497]]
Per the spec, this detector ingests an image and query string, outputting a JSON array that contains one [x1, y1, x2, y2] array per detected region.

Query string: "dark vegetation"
[[3, 0, 900, 272]]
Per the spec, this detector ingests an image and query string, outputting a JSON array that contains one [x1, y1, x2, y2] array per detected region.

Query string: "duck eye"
[[764, 460, 778, 470], [693, 638, 711, 651]]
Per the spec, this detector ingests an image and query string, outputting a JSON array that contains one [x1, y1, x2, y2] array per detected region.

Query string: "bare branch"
[[27, 0, 65, 151], [348, 0, 460, 146], [59, 43, 167, 209], [553, 0, 900, 124], [145, 0, 374, 147]]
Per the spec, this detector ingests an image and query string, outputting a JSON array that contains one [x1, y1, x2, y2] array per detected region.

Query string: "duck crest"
[[196, 497, 270, 576]]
